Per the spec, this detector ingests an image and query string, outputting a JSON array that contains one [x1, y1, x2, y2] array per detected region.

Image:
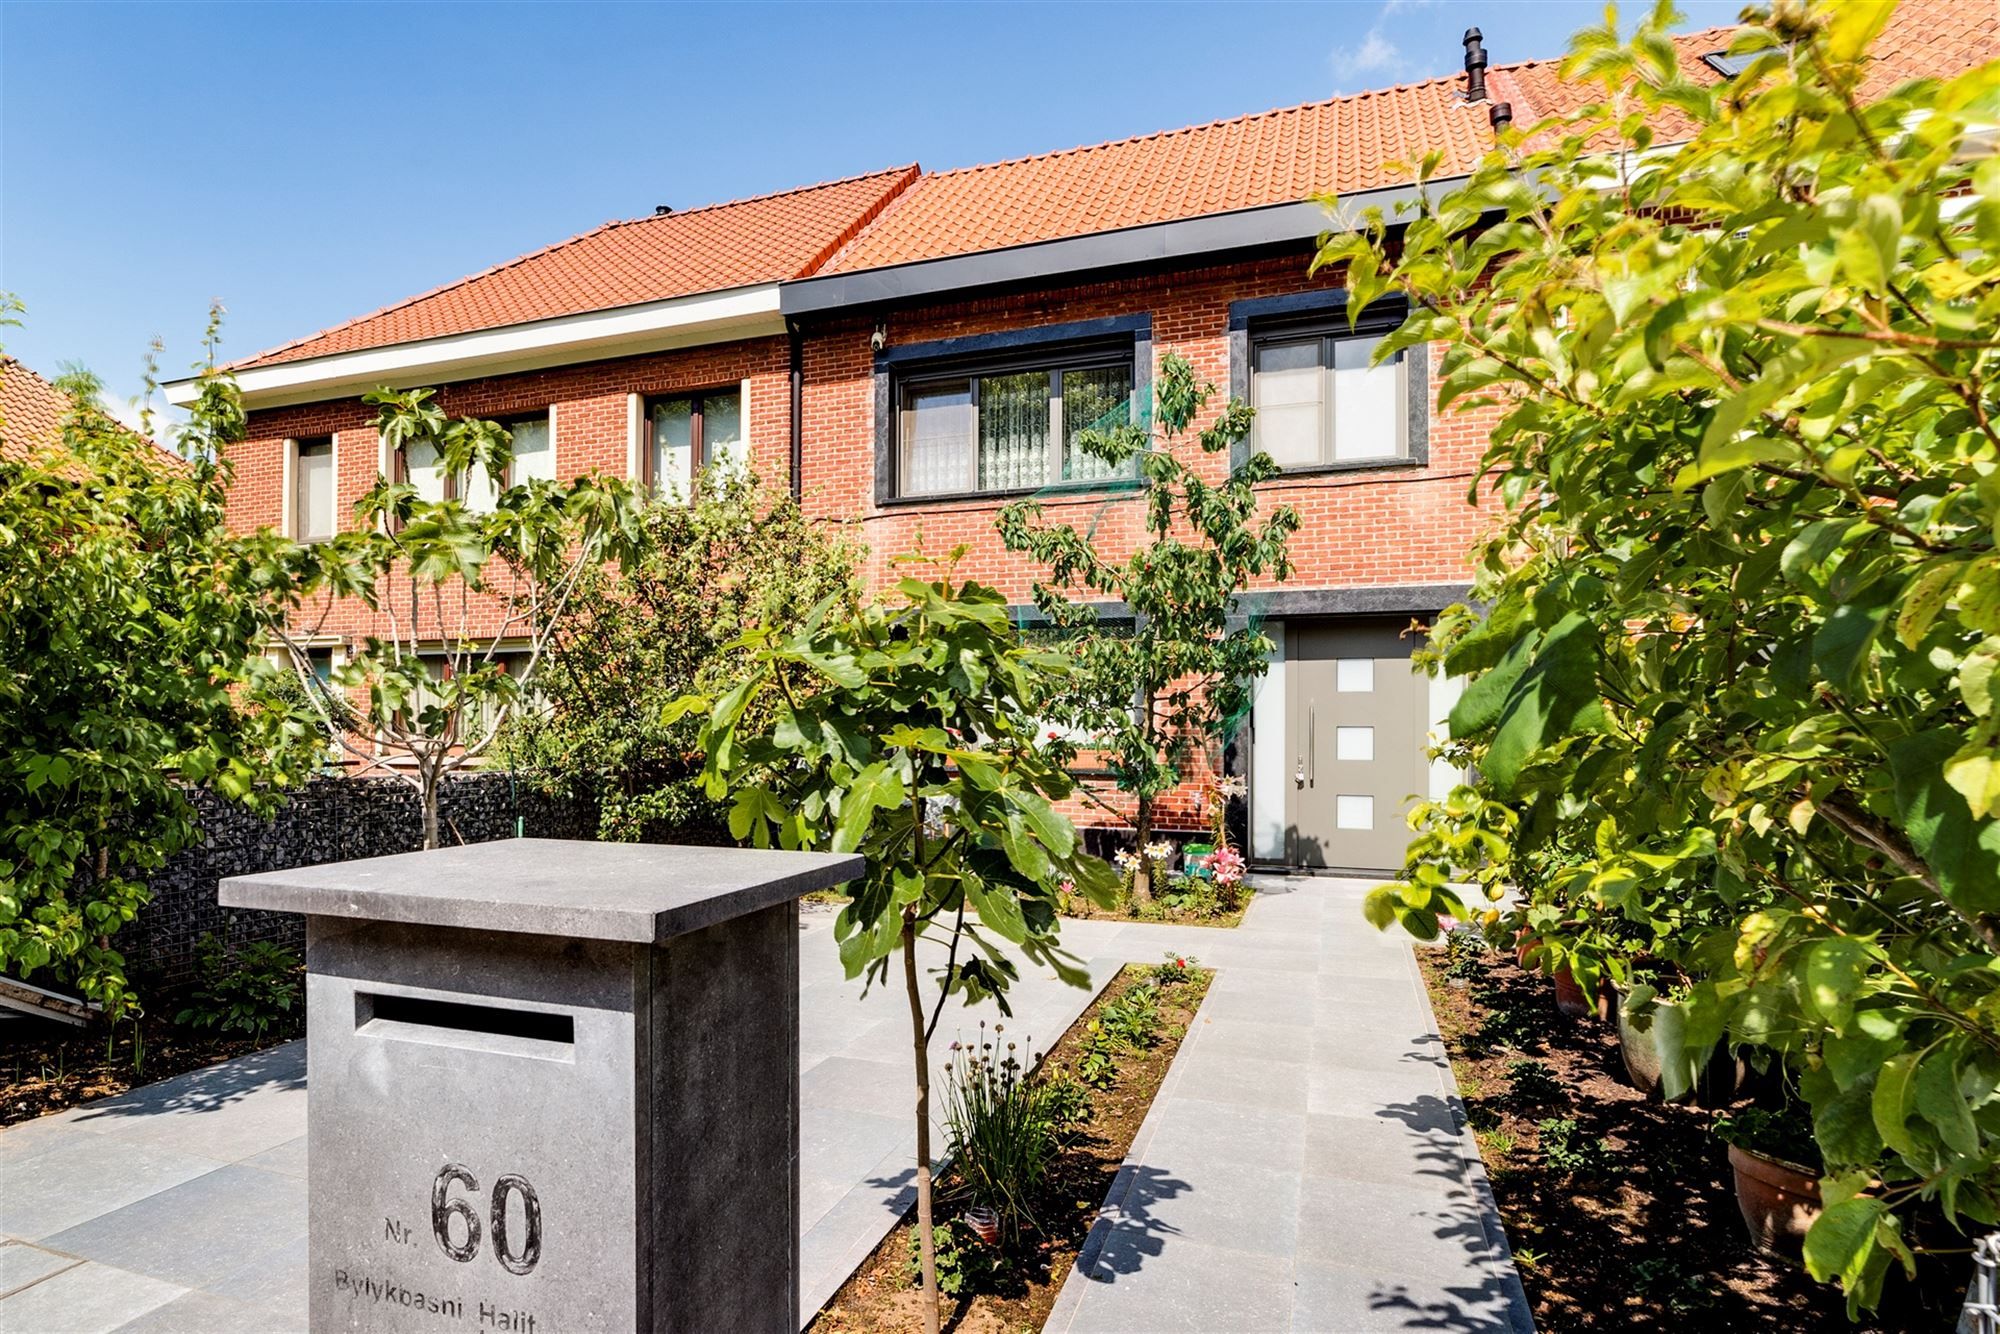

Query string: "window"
[[894, 353, 1136, 499], [644, 388, 743, 500], [292, 437, 335, 541], [509, 412, 556, 486], [1250, 326, 1408, 468]]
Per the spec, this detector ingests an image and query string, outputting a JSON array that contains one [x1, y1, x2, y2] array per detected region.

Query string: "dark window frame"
[[1228, 292, 1428, 475], [640, 385, 742, 496], [874, 315, 1154, 507]]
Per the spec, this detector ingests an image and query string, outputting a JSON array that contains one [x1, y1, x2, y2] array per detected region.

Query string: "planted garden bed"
[[1423, 941, 1960, 1330], [2, 936, 303, 1127], [808, 957, 1212, 1333]]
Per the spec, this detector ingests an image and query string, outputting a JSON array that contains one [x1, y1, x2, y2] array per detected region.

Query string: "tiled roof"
[[825, 0, 1994, 273], [236, 166, 921, 369], [1, 358, 175, 472], [236, 0, 1994, 368], [0, 357, 70, 465]]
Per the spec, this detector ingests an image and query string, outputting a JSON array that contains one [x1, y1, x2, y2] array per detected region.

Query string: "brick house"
[[168, 2, 1993, 872]]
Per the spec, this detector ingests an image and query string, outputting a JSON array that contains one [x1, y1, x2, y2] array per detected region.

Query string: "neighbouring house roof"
[[232, 166, 921, 370], [1, 358, 176, 472], [0, 357, 69, 465], [225, 0, 1995, 378]]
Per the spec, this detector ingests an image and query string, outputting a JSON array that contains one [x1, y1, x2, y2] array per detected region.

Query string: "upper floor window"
[[399, 410, 553, 513], [1250, 325, 1409, 469], [292, 436, 335, 541], [644, 388, 743, 500], [895, 352, 1135, 499]]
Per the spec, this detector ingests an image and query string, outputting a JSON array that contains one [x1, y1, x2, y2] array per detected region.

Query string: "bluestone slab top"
[[219, 838, 864, 943]]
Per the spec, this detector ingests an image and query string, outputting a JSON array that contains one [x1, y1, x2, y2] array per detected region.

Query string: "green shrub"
[[1536, 1116, 1610, 1178], [1713, 1104, 1821, 1173], [1149, 952, 1199, 987], [175, 935, 302, 1040], [905, 1220, 992, 1296], [942, 1026, 1057, 1235], [1502, 1058, 1562, 1107]]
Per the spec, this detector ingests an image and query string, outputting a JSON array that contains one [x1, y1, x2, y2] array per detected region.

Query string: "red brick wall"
[[231, 248, 1504, 837]]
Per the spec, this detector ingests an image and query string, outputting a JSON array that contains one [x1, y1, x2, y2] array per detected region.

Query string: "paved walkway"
[[0, 875, 1529, 1333]]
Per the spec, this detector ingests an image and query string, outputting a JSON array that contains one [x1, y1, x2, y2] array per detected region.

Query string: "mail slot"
[[221, 839, 863, 1334]]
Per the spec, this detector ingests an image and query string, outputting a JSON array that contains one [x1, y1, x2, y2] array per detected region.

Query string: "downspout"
[[787, 318, 804, 501]]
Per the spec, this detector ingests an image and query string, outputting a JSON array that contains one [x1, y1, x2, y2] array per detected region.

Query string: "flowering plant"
[[1142, 840, 1174, 867], [1112, 848, 1140, 872], [1205, 846, 1245, 888]]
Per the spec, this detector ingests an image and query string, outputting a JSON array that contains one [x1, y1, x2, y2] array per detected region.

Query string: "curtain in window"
[[649, 398, 694, 500], [295, 441, 334, 539], [1061, 366, 1134, 482], [978, 371, 1049, 491], [404, 439, 450, 504], [510, 416, 554, 484], [1331, 336, 1401, 461], [902, 382, 974, 495], [1252, 339, 1324, 467], [701, 390, 745, 472]]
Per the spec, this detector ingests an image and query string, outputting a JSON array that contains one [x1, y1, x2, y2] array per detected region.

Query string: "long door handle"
[[1308, 705, 1316, 787]]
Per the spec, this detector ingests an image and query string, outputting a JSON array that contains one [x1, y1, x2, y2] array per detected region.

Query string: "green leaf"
[[1871, 1051, 1920, 1158], [1803, 1198, 1888, 1289], [832, 762, 905, 855], [1916, 1049, 1980, 1156], [1803, 937, 1872, 1026]]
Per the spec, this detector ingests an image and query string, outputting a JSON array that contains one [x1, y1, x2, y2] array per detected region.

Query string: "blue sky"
[[2, 0, 1744, 429]]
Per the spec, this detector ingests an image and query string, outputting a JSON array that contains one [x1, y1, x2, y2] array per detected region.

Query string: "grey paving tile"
[[1309, 1059, 1453, 1121], [1170, 1046, 1313, 1115], [0, 1111, 105, 1171], [1295, 1176, 1495, 1275], [1136, 1098, 1309, 1175], [1309, 1025, 1448, 1074], [111, 1288, 305, 1334], [0, 1240, 79, 1297], [1293, 1257, 1531, 1334], [0, 1260, 185, 1333], [798, 1055, 908, 1119], [1180, 1016, 1313, 1066], [1066, 1234, 1292, 1334], [1194, 986, 1320, 1026], [1129, 1158, 1302, 1260], [39, 1165, 306, 1291], [237, 1135, 305, 1180], [0, 1136, 224, 1241], [1303, 1111, 1466, 1192], [205, 1231, 305, 1312]]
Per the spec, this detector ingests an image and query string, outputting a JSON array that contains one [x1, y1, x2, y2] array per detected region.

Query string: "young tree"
[[501, 467, 862, 842], [273, 387, 639, 849], [996, 352, 1298, 895], [675, 558, 1118, 1333], [0, 306, 314, 1014], [1336, 0, 2000, 1310]]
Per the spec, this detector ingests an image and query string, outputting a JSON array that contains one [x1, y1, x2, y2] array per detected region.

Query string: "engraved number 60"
[[431, 1164, 542, 1275]]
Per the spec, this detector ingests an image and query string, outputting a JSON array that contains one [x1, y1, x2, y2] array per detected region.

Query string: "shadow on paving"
[[1073, 1163, 1194, 1278], [68, 1042, 305, 1126]]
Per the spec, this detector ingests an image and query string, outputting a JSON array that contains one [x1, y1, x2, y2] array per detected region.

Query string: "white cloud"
[[1330, 0, 1437, 91], [97, 388, 186, 456]]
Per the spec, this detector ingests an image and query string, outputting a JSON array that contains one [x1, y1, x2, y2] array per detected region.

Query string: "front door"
[[1284, 620, 1430, 872]]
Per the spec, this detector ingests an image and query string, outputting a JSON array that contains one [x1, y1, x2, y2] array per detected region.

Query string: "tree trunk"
[[420, 765, 442, 851], [901, 909, 941, 1334], [1132, 794, 1154, 902]]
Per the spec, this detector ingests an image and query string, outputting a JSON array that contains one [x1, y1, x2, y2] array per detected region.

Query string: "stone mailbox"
[[221, 838, 863, 1334]]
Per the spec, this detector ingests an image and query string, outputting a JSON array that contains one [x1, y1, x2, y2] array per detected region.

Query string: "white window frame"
[[287, 434, 338, 541]]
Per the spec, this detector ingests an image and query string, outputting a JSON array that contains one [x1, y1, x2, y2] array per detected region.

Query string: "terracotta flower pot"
[[1552, 968, 1611, 1021], [1727, 1143, 1822, 1260], [962, 1206, 1001, 1246]]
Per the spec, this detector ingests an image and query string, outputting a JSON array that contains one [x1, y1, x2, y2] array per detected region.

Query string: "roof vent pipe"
[[1464, 27, 1489, 101], [1490, 101, 1513, 132], [654, 205, 673, 216]]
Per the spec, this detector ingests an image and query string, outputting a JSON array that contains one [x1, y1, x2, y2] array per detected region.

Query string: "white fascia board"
[[164, 283, 785, 410]]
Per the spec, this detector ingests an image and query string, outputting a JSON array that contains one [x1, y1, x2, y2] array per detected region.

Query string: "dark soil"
[[1, 1012, 299, 1128], [1422, 944, 1964, 1332], [807, 961, 1213, 1334], [1061, 885, 1252, 930]]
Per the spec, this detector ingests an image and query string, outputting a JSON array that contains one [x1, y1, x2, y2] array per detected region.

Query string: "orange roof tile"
[[824, 0, 1995, 273], [1, 357, 70, 465], [237, 166, 920, 369], [2, 357, 177, 472]]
